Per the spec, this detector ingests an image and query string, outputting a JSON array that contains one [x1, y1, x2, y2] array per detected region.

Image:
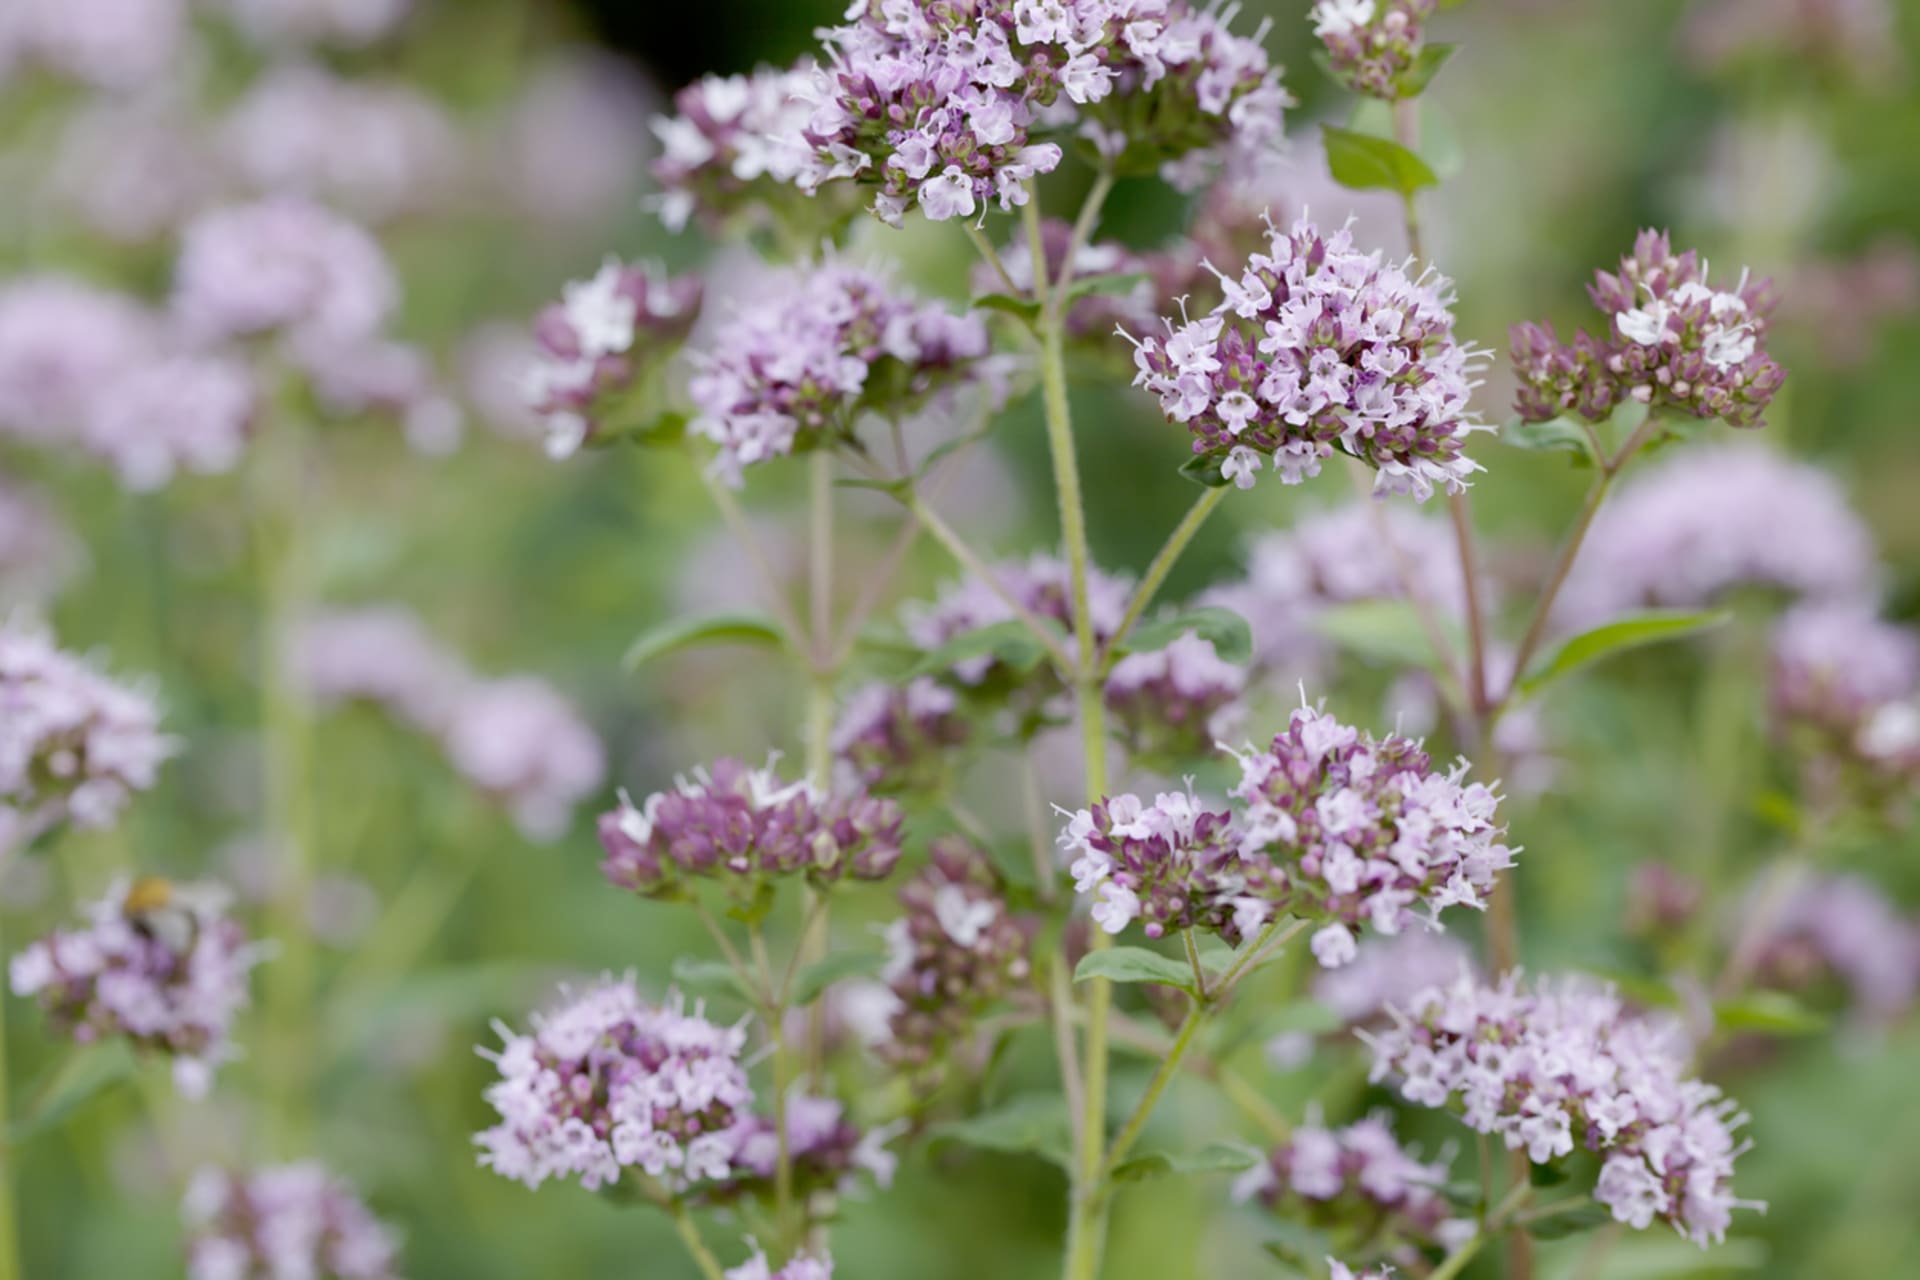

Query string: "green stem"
[[1100, 484, 1231, 670], [698, 465, 807, 646], [0, 912, 21, 1280], [669, 1201, 729, 1280], [1092, 1002, 1205, 1189], [1427, 1232, 1484, 1280], [750, 926, 796, 1251]]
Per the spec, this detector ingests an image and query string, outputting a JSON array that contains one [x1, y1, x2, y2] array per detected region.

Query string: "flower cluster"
[[598, 757, 904, 900], [1745, 872, 1920, 1024], [876, 839, 1032, 1078], [524, 256, 704, 459], [907, 553, 1130, 686], [651, 65, 829, 234], [292, 607, 471, 733], [1553, 443, 1877, 630], [209, 0, 413, 49], [0, 0, 184, 90], [711, 1090, 898, 1206], [831, 678, 970, 793], [1311, 0, 1440, 99], [687, 260, 1000, 485], [10, 878, 260, 1098], [0, 619, 172, 844], [1233, 1113, 1466, 1258], [441, 677, 607, 841], [1770, 604, 1917, 749], [0, 276, 158, 446], [183, 1163, 402, 1280], [475, 979, 754, 1191], [1312, 929, 1476, 1026], [797, 1, 1289, 226], [1364, 970, 1761, 1246], [172, 197, 397, 346], [1104, 630, 1246, 762], [0, 476, 75, 606], [727, 1245, 833, 1280], [1062, 704, 1512, 965], [82, 353, 258, 492], [972, 217, 1159, 343], [1511, 230, 1784, 429], [1683, 0, 1899, 82], [1203, 501, 1468, 678], [1126, 215, 1485, 500]]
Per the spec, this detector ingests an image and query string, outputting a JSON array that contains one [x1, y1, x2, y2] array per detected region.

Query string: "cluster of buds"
[[796, 1, 1289, 227], [1511, 230, 1784, 429], [10, 878, 261, 1098], [906, 554, 1130, 686], [475, 980, 755, 1191], [183, 1163, 402, 1280], [1742, 872, 1920, 1025], [1311, 1, 1440, 99], [524, 256, 704, 459], [1233, 1114, 1468, 1261], [830, 678, 971, 794], [1125, 215, 1485, 500], [1, 619, 173, 846], [727, 1244, 834, 1280], [687, 259, 1002, 486], [650, 64, 844, 235], [1554, 443, 1877, 631], [1365, 970, 1762, 1246], [597, 757, 904, 901], [1061, 704, 1512, 967], [972, 217, 1159, 344], [1770, 604, 1917, 760], [708, 1091, 898, 1207], [1104, 630, 1247, 762], [877, 839, 1033, 1081]]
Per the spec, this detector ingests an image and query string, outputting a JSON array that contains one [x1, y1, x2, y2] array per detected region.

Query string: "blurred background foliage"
[[5, 0, 1920, 1277]]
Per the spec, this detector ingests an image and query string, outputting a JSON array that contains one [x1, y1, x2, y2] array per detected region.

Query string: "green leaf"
[[1313, 599, 1445, 671], [1522, 1199, 1616, 1240], [1065, 271, 1149, 302], [670, 957, 755, 1002], [1073, 946, 1200, 995], [971, 292, 1043, 323], [1178, 452, 1234, 489], [908, 618, 1060, 679], [788, 951, 886, 1008], [10, 1042, 139, 1143], [623, 612, 789, 672], [834, 474, 911, 498], [928, 1095, 1072, 1169], [1502, 415, 1599, 465], [1593, 1237, 1768, 1277], [1122, 606, 1254, 665], [1261, 1220, 1333, 1272], [1516, 609, 1731, 700], [1713, 990, 1828, 1036], [1110, 1141, 1263, 1183], [1396, 42, 1457, 97], [594, 408, 689, 450], [1322, 124, 1439, 196]]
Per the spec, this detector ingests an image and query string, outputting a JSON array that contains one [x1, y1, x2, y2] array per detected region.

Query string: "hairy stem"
[[1101, 484, 1231, 670]]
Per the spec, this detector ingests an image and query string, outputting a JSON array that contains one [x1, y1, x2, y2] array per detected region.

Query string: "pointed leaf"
[[1322, 125, 1439, 195], [1502, 415, 1599, 464], [624, 612, 789, 672], [1111, 1141, 1263, 1183], [670, 957, 755, 1002], [1178, 453, 1234, 489], [788, 951, 886, 1008], [1396, 42, 1458, 97], [1713, 990, 1827, 1037], [1121, 606, 1254, 665], [908, 619, 1060, 679], [928, 1095, 1072, 1169], [971, 292, 1043, 323], [1065, 272, 1149, 302], [1517, 609, 1730, 699], [1522, 1199, 1616, 1240], [1313, 600, 1446, 671], [1073, 946, 1199, 995], [9, 1042, 138, 1143]]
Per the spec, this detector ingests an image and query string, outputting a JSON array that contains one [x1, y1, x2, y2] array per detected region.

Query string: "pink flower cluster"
[[1746, 872, 1920, 1024], [797, 1, 1289, 227], [1126, 215, 1485, 500], [1511, 230, 1784, 430], [1232, 1113, 1467, 1257], [1311, 0, 1440, 99], [905, 553, 1131, 686], [524, 257, 704, 459], [727, 1246, 833, 1280], [1312, 929, 1476, 1026], [475, 980, 754, 1192], [597, 757, 904, 899], [651, 65, 825, 233], [0, 0, 184, 90], [0, 476, 75, 606], [1060, 704, 1512, 966], [209, 0, 413, 49], [0, 619, 172, 845], [173, 197, 397, 346], [713, 1090, 898, 1205], [1770, 604, 1917, 742], [1104, 629, 1247, 761], [10, 878, 260, 1098], [831, 677, 970, 793], [0, 277, 160, 447], [293, 607, 604, 841], [183, 1163, 401, 1280], [971, 216, 1159, 342], [1553, 443, 1877, 631], [1364, 970, 1761, 1246], [687, 260, 1000, 486]]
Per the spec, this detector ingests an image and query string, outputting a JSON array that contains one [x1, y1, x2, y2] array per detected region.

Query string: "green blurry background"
[[6, 0, 1920, 1276]]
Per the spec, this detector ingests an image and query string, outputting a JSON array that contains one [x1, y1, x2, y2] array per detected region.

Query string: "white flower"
[[561, 258, 637, 360], [1615, 299, 1671, 346], [1312, 0, 1378, 38], [931, 884, 999, 947], [1091, 882, 1141, 934], [917, 166, 978, 222]]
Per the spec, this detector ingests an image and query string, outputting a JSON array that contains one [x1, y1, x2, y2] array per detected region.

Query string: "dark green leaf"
[[1322, 124, 1439, 195], [928, 1095, 1072, 1169], [971, 292, 1043, 323], [1522, 1199, 1616, 1240], [789, 951, 886, 1007], [1713, 990, 1827, 1036], [10, 1042, 139, 1143], [1313, 600, 1446, 671], [1122, 606, 1254, 665], [1516, 609, 1731, 700], [1396, 42, 1458, 97], [908, 619, 1060, 679], [1178, 452, 1234, 489], [1073, 946, 1200, 995], [1111, 1141, 1263, 1183], [623, 612, 789, 672]]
